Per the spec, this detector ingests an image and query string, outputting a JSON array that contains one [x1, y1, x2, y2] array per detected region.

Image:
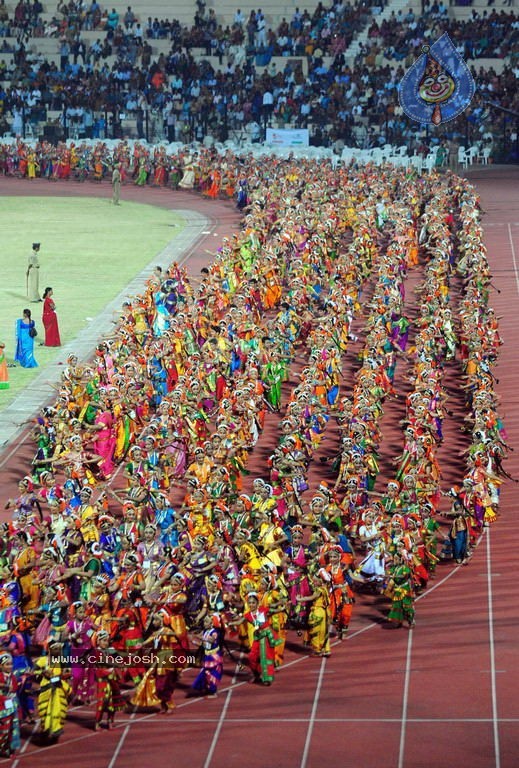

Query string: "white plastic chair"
[[422, 153, 437, 173], [465, 146, 479, 166], [410, 155, 423, 172], [458, 148, 470, 169], [341, 148, 354, 163], [479, 146, 492, 164]]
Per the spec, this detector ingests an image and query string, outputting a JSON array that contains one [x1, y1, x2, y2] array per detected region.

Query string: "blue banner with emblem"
[[399, 33, 475, 126]]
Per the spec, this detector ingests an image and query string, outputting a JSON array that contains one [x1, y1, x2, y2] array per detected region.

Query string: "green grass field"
[[0, 197, 184, 408]]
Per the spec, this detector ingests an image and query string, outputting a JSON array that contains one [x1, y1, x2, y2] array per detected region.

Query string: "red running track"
[[0, 168, 518, 768]]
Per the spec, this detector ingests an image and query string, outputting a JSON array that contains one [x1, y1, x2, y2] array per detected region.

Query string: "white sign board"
[[265, 128, 309, 147]]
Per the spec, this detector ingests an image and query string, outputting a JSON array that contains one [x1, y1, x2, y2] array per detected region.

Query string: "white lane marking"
[[397, 629, 414, 768], [0, 429, 31, 469], [107, 705, 137, 768], [202, 651, 244, 768], [507, 223, 519, 296], [11, 722, 38, 768], [486, 530, 501, 768], [300, 657, 327, 768]]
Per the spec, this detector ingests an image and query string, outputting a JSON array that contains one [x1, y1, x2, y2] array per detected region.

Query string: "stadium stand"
[[0, 0, 517, 161]]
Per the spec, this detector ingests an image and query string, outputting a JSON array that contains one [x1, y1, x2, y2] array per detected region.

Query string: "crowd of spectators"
[[362, 5, 519, 63], [0, 0, 517, 157]]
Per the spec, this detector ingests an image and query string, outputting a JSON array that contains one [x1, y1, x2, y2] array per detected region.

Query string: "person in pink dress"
[[86, 396, 116, 479]]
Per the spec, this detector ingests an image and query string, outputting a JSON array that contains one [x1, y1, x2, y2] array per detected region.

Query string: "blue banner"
[[399, 33, 475, 125]]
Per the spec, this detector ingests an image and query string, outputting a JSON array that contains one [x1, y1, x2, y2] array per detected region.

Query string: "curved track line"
[[0, 430, 32, 470], [507, 223, 519, 296]]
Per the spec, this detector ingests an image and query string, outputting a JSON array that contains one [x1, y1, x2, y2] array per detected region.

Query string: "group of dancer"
[[0, 139, 240, 198], [0, 146, 509, 756]]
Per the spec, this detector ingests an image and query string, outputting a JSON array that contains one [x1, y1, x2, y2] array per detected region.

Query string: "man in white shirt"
[[256, 10, 267, 48], [300, 101, 311, 121], [262, 89, 274, 127], [26, 87, 41, 107]]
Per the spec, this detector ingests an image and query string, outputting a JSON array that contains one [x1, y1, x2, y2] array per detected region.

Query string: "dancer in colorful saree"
[[230, 592, 281, 686], [33, 644, 71, 743], [93, 631, 125, 731], [0, 653, 21, 757], [190, 613, 224, 697], [297, 570, 332, 657], [386, 547, 416, 629]]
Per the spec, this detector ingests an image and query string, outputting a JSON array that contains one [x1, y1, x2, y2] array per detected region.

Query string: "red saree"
[[42, 297, 61, 346]]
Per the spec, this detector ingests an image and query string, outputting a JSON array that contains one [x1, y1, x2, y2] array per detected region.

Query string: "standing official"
[[27, 243, 41, 302], [112, 163, 121, 205]]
